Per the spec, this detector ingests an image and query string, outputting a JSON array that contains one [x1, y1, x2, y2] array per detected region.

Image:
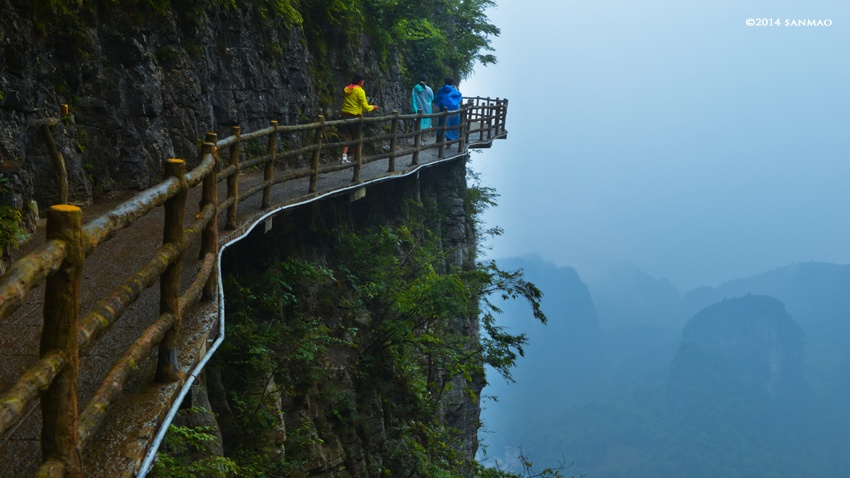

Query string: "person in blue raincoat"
[[411, 74, 434, 134], [434, 77, 462, 141]]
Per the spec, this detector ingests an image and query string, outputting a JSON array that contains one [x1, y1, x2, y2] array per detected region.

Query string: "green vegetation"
[[370, 0, 500, 81], [211, 216, 544, 475], [154, 45, 180, 64], [0, 173, 30, 252], [149, 171, 568, 477], [0, 203, 29, 251], [302, 0, 499, 83], [152, 428, 239, 477], [29, 0, 496, 85], [151, 407, 241, 478]]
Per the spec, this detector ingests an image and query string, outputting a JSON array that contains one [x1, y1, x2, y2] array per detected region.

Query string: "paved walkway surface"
[[0, 131, 502, 477]]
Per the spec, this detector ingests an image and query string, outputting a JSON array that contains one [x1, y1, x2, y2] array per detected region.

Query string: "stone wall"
[[0, 1, 407, 208]]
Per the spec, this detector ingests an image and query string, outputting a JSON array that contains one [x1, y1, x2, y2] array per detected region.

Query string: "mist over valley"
[[480, 256, 850, 477]]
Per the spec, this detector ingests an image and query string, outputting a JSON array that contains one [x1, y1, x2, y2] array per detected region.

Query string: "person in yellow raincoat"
[[340, 73, 379, 163]]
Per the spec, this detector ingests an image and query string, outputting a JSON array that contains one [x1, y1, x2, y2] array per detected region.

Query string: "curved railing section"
[[0, 96, 508, 476]]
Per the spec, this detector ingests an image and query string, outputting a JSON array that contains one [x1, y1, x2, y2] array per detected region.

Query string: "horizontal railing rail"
[[0, 95, 508, 476]]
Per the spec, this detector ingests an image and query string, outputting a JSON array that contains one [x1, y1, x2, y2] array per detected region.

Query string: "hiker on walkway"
[[411, 74, 434, 139], [434, 77, 462, 141], [340, 73, 379, 163]]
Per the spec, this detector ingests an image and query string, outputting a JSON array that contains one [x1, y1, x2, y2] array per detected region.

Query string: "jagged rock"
[[208, 160, 482, 474], [0, 1, 406, 208]]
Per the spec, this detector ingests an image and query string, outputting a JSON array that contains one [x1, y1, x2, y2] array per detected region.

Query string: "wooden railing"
[[0, 96, 507, 476], [30, 104, 72, 206]]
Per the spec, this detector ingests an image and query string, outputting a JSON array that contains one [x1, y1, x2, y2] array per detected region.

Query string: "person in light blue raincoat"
[[434, 77, 462, 140], [411, 74, 434, 131]]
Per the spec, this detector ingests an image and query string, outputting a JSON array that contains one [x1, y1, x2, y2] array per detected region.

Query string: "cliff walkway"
[[0, 97, 508, 477]]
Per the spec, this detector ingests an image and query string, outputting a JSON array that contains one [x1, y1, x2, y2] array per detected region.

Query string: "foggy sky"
[[464, 0, 850, 291]]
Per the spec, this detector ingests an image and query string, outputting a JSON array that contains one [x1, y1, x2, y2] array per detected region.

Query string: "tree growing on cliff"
[[30, 0, 498, 85], [365, 0, 500, 82]]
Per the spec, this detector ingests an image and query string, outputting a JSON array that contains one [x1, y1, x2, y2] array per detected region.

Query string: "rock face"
[[204, 159, 483, 475], [0, 1, 406, 207], [667, 295, 806, 440]]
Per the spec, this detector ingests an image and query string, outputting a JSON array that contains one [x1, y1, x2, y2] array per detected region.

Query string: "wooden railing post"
[[412, 111, 422, 166], [494, 98, 503, 136], [500, 98, 509, 134], [226, 126, 240, 230], [309, 115, 324, 193], [156, 159, 187, 383], [388, 110, 399, 172], [487, 102, 495, 140], [438, 107, 447, 159], [353, 116, 364, 182], [462, 100, 471, 146], [457, 105, 467, 153], [40, 204, 83, 477], [478, 103, 486, 142], [487, 97, 499, 135], [40, 107, 69, 205], [262, 120, 278, 209], [199, 137, 218, 301]]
